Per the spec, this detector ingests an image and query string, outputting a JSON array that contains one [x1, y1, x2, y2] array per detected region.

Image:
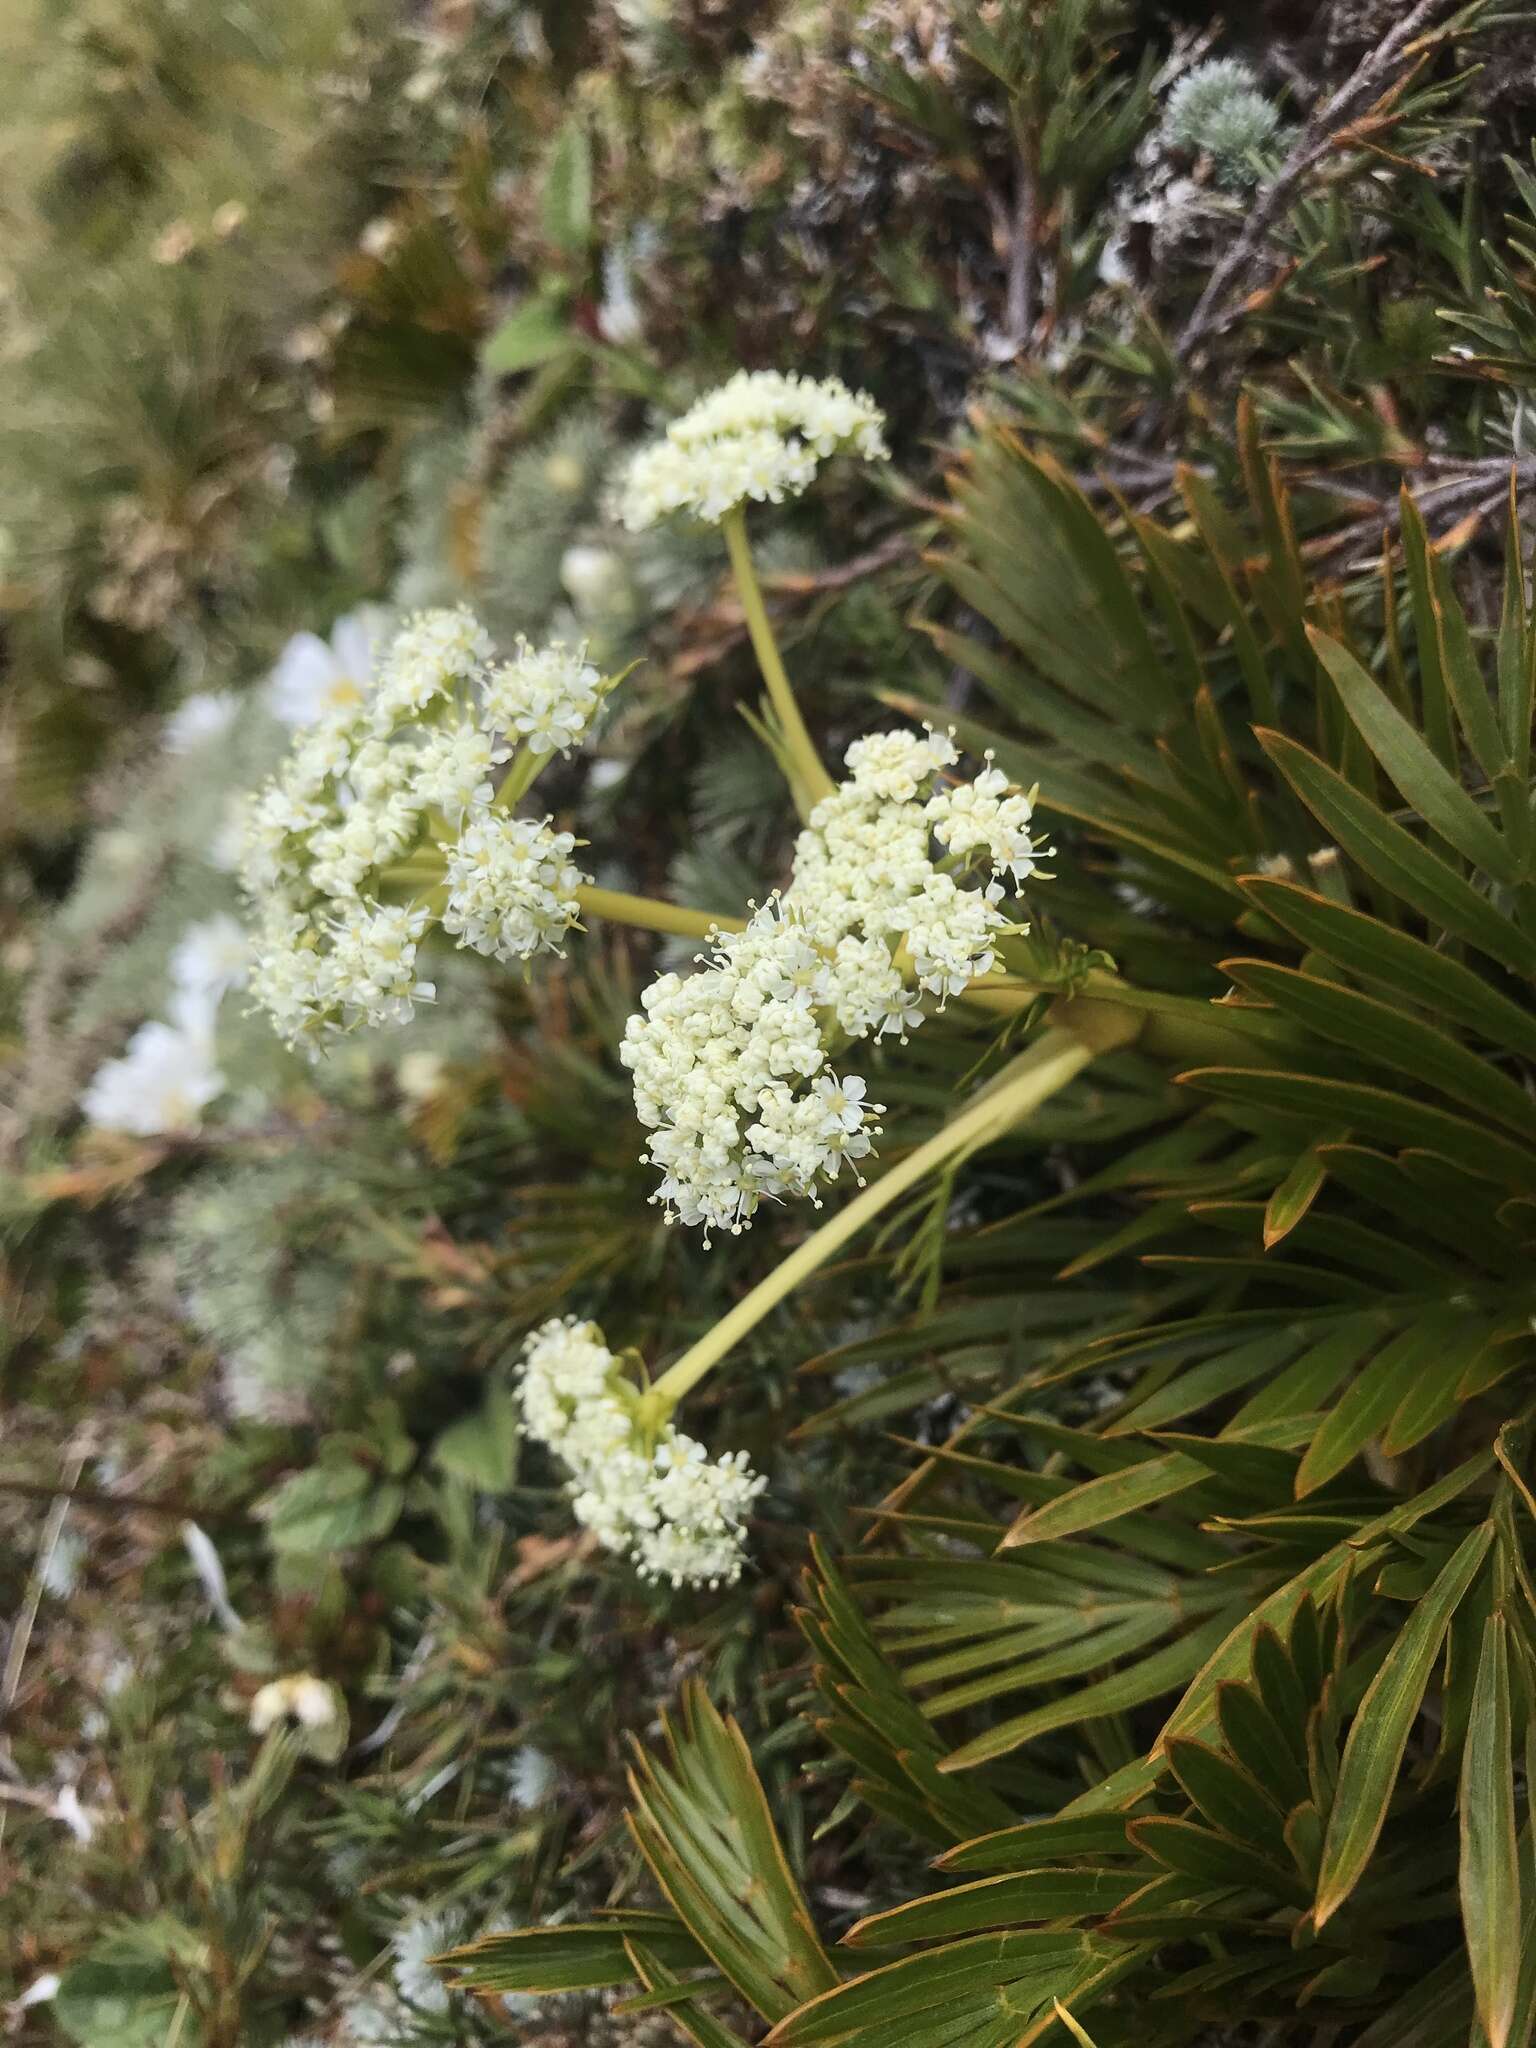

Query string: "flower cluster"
[[518, 1319, 765, 1587], [617, 369, 888, 530], [240, 608, 606, 1046], [81, 914, 249, 1135], [620, 728, 1047, 1235]]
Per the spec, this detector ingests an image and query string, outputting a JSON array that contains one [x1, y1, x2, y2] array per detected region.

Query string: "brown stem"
[[1175, 0, 1459, 364]]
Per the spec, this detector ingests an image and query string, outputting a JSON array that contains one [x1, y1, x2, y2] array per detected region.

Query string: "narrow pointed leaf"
[[1316, 1521, 1494, 1924], [1460, 1613, 1521, 2048]]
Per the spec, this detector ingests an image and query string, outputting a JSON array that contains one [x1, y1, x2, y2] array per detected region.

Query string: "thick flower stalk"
[[520, 1011, 1138, 1588], [240, 608, 607, 1046], [618, 371, 890, 812], [618, 727, 1049, 1238], [517, 1318, 766, 1589]]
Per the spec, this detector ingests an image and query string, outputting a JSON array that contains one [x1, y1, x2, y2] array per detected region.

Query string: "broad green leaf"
[[1428, 546, 1510, 787], [1316, 1520, 1494, 1924], [1128, 1816, 1303, 1900], [55, 1927, 199, 2048], [762, 1931, 1099, 2045], [482, 293, 572, 375], [1167, 1739, 1286, 1847], [1381, 1328, 1483, 1456], [432, 1382, 520, 1490], [1398, 490, 1459, 771], [541, 116, 593, 253], [625, 1941, 754, 2048], [1159, 1451, 1493, 1752], [1229, 1314, 1384, 1430], [940, 1616, 1231, 1773], [627, 1687, 840, 2022], [1460, 1613, 1521, 2048], [1264, 1141, 1331, 1248], [256, 1460, 404, 1554], [1307, 626, 1515, 881], [998, 1451, 1206, 1549]]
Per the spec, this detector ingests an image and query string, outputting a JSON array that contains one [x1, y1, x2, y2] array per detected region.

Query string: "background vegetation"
[[4, 3, 1536, 2044]]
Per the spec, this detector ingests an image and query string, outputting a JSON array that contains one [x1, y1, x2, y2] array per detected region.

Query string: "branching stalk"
[[721, 505, 837, 815], [577, 885, 745, 942]]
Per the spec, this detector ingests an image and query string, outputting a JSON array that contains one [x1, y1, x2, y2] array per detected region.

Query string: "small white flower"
[[396, 1049, 447, 1104], [480, 638, 604, 756], [80, 1003, 226, 1135], [266, 608, 390, 728], [249, 1672, 338, 1735], [560, 542, 628, 616], [442, 816, 585, 964], [391, 1910, 463, 2014], [507, 1744, 556, 1807], [164, 691, 237, 755], [169, 914, 250, 1001], [241, 607, 608, 1047], [49, 1783, 96, 1844]]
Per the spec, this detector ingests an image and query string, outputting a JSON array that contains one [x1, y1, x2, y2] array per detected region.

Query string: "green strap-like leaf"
[[1180, 1066, 1536, 1192], [1260, 730, 1536, 977], [1315, 1520, 1494, 1925], [842, 1868, 1138, 1948], [1307, 626, 1515, 881], [1239, 874, 1536, 1062], [1222, 958, 1536, 1145], [1460, 1612, 1522, 2048]]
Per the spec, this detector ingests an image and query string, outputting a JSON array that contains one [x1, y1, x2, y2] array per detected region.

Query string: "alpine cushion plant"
[[441, 423, 1536, 2046]]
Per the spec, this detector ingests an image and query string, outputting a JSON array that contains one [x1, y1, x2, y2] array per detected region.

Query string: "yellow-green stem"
[[721, 505, 837, 815], [577, 884, 746, 942], [648, 1016, 1133, 1411], [494, 741, 544, 811]]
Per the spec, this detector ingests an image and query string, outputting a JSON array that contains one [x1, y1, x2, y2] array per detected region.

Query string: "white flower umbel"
[[240, 607, 611, 1047], [620, 902, 886, 1241], [518, 1318, 765, 1588], [618, 369, 889, 531], [266, 606, 391, 728], [620, 729, 1049, 1233], [80, 987, 226, 1136]]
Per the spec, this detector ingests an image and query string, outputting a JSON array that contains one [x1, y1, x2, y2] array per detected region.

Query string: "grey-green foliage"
[[394, 411, 624, 644], [168, 1129, 422, 1425], [1160, 57, 1285, 187]]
